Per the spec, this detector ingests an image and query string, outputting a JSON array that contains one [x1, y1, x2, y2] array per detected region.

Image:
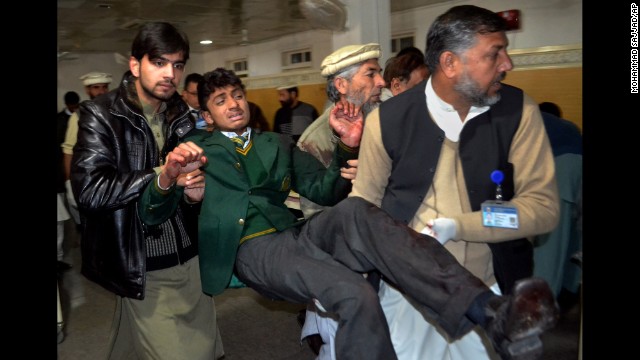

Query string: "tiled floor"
[[57, 221, 580, 359]]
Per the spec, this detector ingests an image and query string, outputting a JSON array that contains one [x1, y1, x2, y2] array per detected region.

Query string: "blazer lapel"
[[253, 133, 278, 170]]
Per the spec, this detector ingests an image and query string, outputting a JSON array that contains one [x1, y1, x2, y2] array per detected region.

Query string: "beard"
[[280, 98, 293, 107], [454, 71, 506, 107], [361, 100, 380, 115], [139, 74, 176, 102], [345, 88, 380, 116]]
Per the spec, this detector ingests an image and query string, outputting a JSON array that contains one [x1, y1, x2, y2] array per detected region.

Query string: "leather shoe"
[[485, 277, 560, 360]]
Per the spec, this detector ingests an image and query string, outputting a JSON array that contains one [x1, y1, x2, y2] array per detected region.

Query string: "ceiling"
[[58, 0, 448, 55]]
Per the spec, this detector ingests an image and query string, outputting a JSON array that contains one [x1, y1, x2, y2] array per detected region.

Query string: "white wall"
[[391, 0, 582, 53], [57, 0, 581, 110]]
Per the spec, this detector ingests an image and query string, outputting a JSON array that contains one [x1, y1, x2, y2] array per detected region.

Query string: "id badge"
[[481, 200, 519, 229]]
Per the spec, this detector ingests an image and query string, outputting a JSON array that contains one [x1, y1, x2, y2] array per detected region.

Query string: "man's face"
[[453, 32, 513, 107], [202, 85, 250, 134], [343, 59, 385, 114], [86, 83, 110, 100], [131, 53, 185, 104], [182, 81, 200, 109], [278, 89, 293, 107]]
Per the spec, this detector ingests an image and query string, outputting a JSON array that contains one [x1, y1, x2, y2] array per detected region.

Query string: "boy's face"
[[202, 84, 250, 135]]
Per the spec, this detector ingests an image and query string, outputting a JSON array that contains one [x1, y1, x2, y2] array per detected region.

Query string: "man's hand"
[[329, 102, 363, 148], [423, 218, 457, 245], [160, 141, 207, 189], [340, 159, 358, 182]]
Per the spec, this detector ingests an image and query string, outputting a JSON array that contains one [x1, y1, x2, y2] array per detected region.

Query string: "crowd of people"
[[57, 4, 583, 360]]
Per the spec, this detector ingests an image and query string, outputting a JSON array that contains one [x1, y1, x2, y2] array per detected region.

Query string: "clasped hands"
[[159, 141, 207, 202]]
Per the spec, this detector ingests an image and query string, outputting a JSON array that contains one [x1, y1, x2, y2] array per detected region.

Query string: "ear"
[[334, 77, 349, 95], [201, 110, 216, 125], [391, 78, 402, 90], [439, 51, 459, 79], [129, 56, 140, 77]]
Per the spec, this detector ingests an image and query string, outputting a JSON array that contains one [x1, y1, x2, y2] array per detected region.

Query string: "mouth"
[[228, 112, 244, 121], [157, 82, 175, 90]]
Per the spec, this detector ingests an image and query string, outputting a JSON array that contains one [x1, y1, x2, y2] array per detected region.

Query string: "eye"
[[173, 63, 185, 70], [154, 60, 166, 67]]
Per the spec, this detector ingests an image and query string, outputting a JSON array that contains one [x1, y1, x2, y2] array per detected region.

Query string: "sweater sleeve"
[[349, 107, 391, 207], [453, 94, 560, 242]]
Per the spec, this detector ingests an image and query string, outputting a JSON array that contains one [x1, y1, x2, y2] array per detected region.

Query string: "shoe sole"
[[504, 277, 560, 359]]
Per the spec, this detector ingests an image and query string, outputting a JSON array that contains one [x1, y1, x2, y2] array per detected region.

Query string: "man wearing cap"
[[293, 43, 384, 357], [297, 43, 384, 220], [273, 85, 319, 142], [61, 71, 112, 224]]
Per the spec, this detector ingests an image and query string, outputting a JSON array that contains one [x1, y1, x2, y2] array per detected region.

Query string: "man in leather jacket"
[[70, 22, 224, 359]]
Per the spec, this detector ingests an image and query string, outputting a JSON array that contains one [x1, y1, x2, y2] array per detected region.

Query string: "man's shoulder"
[[299, 101, 318, 111], [297, 107, 332, 145]]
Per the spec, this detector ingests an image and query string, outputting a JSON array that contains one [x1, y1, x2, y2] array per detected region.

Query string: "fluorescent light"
[[200, 40, 213, 45]]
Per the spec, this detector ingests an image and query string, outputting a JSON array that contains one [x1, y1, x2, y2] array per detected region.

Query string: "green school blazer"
[[138, 130, 357, 295]]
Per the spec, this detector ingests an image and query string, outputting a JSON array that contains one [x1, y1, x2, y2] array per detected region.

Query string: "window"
[[282, 49, 312, 70], [391, 35, 415, 54], [227, 59, 248, 77]]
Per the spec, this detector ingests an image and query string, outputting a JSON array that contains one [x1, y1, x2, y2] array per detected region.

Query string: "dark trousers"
[[235, 196, 488, 360]]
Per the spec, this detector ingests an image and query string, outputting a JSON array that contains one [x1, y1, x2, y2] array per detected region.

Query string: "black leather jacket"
[[71, 71, 197, 299]]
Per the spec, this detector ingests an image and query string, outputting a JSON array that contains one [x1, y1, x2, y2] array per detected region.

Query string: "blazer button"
[[238, 218, 245, 225], [438, 135, 444, 142], [234, 162, 242, 170], [429, 167, 435, 173]]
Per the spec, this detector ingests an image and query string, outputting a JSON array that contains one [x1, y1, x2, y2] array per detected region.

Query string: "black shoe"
[[485, 277, 560, 360], [57, 261, 72, 273]]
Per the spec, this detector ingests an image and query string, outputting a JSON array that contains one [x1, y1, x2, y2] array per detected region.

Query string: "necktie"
[[231, 135, 246, 148]]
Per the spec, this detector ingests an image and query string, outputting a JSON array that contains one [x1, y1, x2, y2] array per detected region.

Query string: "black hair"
[[198, 68, 245, 111], [425, 5, 507, 73], [383, 52, 428, 87], [285, 86, 299, 96], [184, 73, 204, 87], [539, 102, 562, 117], [130, 22, 190, 63], [396, 46, 425, 60], [64, 91, 80, 105]]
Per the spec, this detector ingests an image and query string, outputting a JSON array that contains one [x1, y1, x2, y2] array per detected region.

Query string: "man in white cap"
[[61, 71, 112, 224], [293, 43, 384, 358], [297, 43, 384, 219]]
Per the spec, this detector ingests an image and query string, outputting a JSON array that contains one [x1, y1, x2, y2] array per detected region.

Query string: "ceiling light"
[[200, 40, 213, 45]]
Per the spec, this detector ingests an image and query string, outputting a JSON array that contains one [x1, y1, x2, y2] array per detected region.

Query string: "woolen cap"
[[320, 43, 381, 77], [80, 72, 113, 86]]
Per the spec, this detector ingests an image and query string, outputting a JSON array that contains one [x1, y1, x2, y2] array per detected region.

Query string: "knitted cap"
[[320, 43, 381, 77], [80, 72, 113, 86]]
